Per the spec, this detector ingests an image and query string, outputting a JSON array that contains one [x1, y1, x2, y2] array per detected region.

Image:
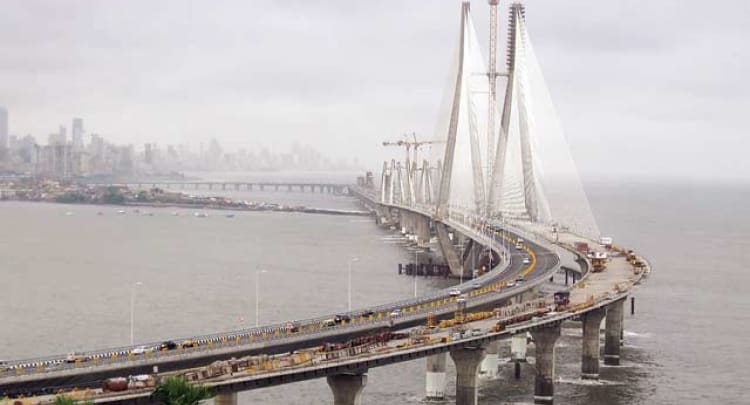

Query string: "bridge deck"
[[0, 220, 649, 405]]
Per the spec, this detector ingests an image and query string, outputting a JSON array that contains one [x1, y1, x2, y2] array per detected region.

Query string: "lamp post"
[[130, 281, 143, 345], [348, 257, 360, 311], [255, 270, 268, 327]]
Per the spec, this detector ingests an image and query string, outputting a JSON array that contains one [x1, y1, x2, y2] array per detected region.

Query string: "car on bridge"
[[131, 346, 153, 355], [334, 314, 351, 324], [449, 288, 462, 297], [285, 322, 300, 333], [181, 339, 199, 348], [159, 341, 179, 351], [522, 257, 531, 265], [65, 352, 87, 363]]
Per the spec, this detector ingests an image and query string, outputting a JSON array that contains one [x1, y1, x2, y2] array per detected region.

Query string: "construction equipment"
[[383, 133, 443, 169]]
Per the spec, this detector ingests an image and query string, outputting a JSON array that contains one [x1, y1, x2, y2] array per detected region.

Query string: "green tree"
[[101, 187, 125, 205], [151, 377, 213, 405], [53, 395, 93, 405]]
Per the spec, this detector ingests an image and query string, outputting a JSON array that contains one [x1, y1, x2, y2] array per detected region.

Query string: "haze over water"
[[1, 175, 747, 404]]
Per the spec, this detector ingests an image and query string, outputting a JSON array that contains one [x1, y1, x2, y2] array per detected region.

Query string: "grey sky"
[[1, 0, 747, 181]]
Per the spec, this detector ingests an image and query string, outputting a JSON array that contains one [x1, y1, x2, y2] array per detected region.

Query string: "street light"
[[255, 270, 268, 327], [130, 281, 143, 345], [347, 257, 360, 311]]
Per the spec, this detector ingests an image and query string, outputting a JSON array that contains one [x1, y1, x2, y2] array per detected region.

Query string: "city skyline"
[[0, 107, 361, 179]]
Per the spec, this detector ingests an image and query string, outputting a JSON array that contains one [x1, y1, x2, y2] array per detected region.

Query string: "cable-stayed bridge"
[[0, 3, 649, 405]]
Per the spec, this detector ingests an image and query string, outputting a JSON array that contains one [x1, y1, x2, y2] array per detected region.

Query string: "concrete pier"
[[327, 373, 367, 405], [415, 215, 431, 247], [604, 299, 625, 365], [479, 341, 499, 378], [511, 332, 528, 362], [450, 346, 486, 405], [214, 392, 237, 405], [425, 352, 448, 400], [530, 325, 561, 404], [581, 307, 606, 379]]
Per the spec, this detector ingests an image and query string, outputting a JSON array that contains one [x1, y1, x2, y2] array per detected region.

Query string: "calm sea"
[[0, 176, 746, 404]]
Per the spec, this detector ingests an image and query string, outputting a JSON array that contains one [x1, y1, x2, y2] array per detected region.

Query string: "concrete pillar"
[[530, 325, 561, 404], [327, 373, 367, 405], [604, 299, 625, 366], [425, 352, 447, 400], [511, 333, 528, 362], [450, 346, 486, 405], [415, 216, 430, 247], [581, 307, 606, 379], [479, 340, 499, 378], [214, 392, 237, 405]]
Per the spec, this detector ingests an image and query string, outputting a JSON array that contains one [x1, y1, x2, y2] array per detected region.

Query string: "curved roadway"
[[0, 223, 561, 397]]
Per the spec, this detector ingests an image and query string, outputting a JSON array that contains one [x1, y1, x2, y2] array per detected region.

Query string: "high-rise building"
[[49, 126, 67, 146], [0, 106, 8, 149], [72, 118, 84, 151]]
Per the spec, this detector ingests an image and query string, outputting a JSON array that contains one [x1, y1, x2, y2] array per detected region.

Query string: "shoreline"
[[0, 199, 373, 217]]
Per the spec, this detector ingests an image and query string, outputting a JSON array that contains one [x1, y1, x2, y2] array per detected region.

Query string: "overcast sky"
[[1, 0, 747, 182]]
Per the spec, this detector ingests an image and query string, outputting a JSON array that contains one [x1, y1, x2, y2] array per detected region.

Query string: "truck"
[[553, 291, 570, 310], [591, 251, 608, 272]]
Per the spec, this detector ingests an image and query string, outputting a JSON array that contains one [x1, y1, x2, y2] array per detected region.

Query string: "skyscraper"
[[0, 106, 8, 149], [72, 118, 84, 151]]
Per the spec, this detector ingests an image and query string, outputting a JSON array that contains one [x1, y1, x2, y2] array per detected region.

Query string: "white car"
[[507, 281, 517, 287], [65, 352, 87, 363], [522, 257, 531, 265], [390, 309, 402, 318], [131, 346, 151, 355], [449, 289, 462, 297]]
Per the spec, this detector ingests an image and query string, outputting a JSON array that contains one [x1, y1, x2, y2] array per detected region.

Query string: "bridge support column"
[[531, 324, 561, 404], [604, 299, 625, 365], [581, 307, 606, 379], [511, 332, 528, 362], [214, 393, 237, 405], [425, 352, 447, 400], [435, 223, 464, 278], [450, 346, 486, 405], [479, 340, 499, 378], [327, 373, 367, 405], [415, 215, 430, 247], [401, 210, 413, 235]]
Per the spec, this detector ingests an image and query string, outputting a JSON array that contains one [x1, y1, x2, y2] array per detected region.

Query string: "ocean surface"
[[0, 176, 747, 404]]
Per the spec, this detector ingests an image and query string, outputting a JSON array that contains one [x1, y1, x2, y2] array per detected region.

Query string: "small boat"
[[117, 210, 126, 215], [193, 212, 208, 218], [171, 212, 179, 216], [65, 211, 73, 216], [225, 213, 235, 218], [97, 212, 104, 216]]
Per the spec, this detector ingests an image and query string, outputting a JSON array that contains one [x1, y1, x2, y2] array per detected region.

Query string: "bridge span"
[[0, 209, 648, 405], [80, 181, 349, 195]]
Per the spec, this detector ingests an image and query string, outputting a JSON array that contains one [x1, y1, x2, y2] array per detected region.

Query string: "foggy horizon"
[[1, 0, 747, 181]]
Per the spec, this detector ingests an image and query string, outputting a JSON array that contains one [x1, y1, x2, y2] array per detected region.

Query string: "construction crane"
[[382, 132, 443, 167]]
